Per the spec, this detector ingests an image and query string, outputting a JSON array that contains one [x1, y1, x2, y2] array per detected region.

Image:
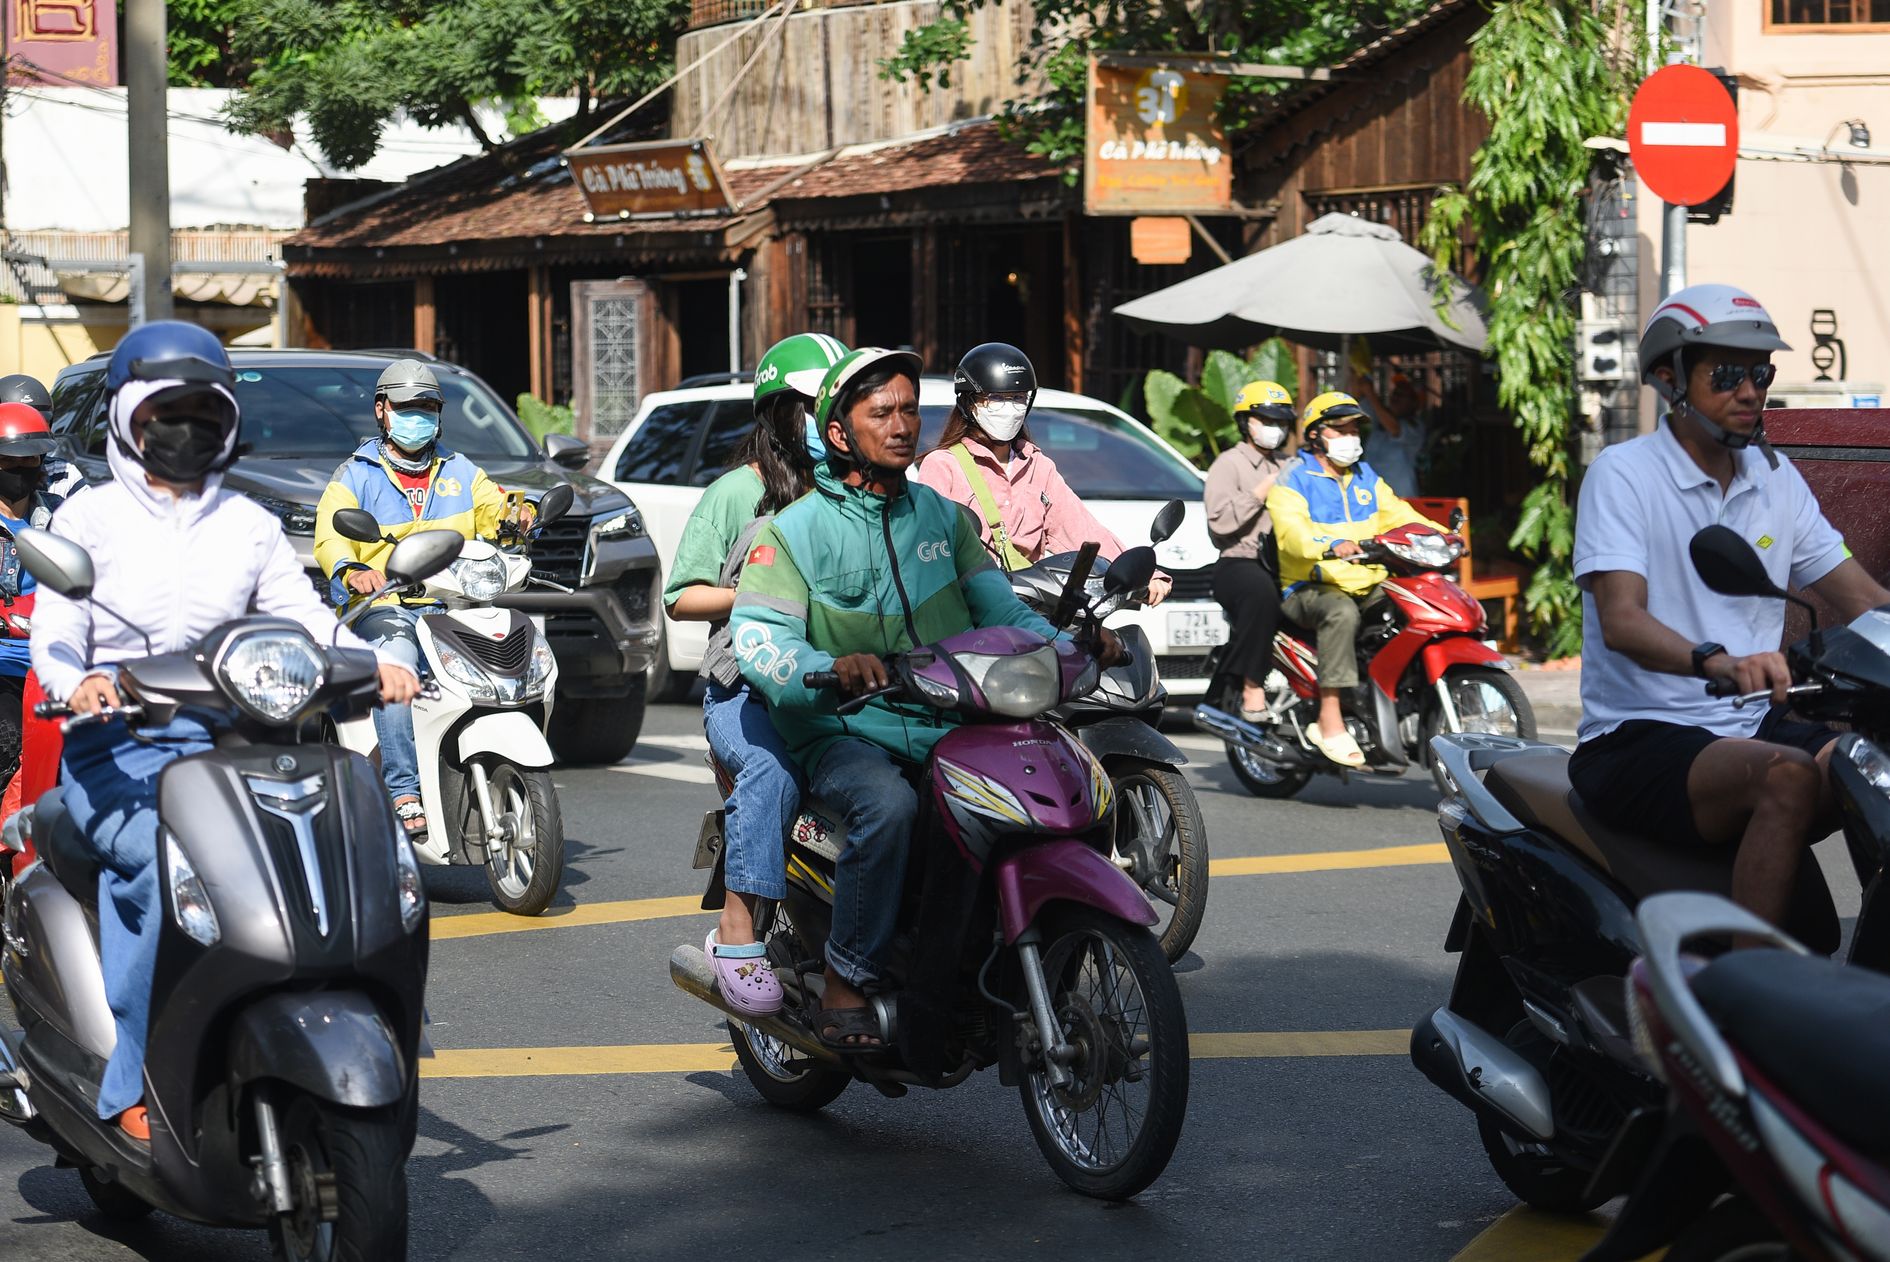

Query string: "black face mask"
[[139, 416, 230, 482], [0, 465, 40, 503]]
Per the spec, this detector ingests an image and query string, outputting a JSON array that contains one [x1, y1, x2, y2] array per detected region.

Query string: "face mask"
[[140, 416, 230, 482], [1324, 435, 1364, 467], [0, 464, 42, 502], [1249, 421, 1287, 450], [387, 408, 440, 451], [973, 399, 1029, 443], [804, 412, 828, 463]]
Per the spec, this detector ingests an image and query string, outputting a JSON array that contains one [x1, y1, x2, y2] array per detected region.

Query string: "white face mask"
[[973, 399, 1029, 442], [1324, 434, 1364, 467], [1249, 420, 1287, 450]]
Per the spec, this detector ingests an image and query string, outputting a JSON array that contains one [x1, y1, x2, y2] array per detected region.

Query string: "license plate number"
[[1168, 610, 1228, 648]]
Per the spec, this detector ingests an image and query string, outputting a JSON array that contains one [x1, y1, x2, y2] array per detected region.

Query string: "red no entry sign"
[[1628, 64, 1739, 205]]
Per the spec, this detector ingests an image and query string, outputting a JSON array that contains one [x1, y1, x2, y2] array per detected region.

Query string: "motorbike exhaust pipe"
[[1192, 704, 1309, 766], [1411, 1007, 1555, 1142], [668, 945, 846, 1069], [0, 1030, 34, 1124]]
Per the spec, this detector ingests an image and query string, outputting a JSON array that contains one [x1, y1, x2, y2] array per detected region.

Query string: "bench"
[[1408, 495, 1522, 652]]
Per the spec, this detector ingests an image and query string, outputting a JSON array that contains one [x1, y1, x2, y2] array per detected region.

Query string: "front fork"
[[466, 761, 512, 851], [1015, 927, 1075, 1089]]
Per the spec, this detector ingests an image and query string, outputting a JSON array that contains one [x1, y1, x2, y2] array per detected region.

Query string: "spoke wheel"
[[1110, 765, 1208, 962], [728, 903, 849, 1111], [1421, 667, 1535, 796], [478, 762, 565, 916], [1019, 907, 1188, 1200]]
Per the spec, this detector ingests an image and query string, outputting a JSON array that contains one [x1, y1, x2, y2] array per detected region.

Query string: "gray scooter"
[[1008, 500, 1206, 961], [0, 525, 459, 1260]]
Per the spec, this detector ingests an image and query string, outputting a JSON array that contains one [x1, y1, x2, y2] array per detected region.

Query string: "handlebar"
[[803, 671, 840, 690], [1705, 680, 1824, 710], [56, 703, 146, 733]]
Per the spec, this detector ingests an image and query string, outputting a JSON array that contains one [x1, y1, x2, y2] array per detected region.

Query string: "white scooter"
[[329, 485, 574, 915]]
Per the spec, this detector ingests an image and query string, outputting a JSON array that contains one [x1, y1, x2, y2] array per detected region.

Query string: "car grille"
[[531, 515, 591, 586], [1159, 653, 1214, 679], [1166, 564, 1216, 603]]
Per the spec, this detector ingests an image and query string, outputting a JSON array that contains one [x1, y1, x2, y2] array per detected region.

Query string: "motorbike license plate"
[[1167, 610, 1229, 649]]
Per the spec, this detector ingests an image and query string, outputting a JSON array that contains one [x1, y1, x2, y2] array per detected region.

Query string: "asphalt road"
[[0, 699, 1864, 1260]]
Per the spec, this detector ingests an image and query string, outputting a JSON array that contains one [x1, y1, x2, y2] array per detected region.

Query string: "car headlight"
[[591, 508, 644, 541], [450, 554, 507, 601], [165, 831, 220, 945], [217, 630, 326, 723], [433, 637, 499, 702], [392, 826, 426, 932], [248, 492, 317, 534], [955, 645, 1062, 718], [524, 633, 556, 696]]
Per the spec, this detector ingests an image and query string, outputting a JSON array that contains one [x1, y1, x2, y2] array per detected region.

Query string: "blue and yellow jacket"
[[1267, 449, 1428, 596], [314, 439, 507, 608]]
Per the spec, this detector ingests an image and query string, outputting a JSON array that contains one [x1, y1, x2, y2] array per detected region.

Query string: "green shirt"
[[662, 465, 765, 608]]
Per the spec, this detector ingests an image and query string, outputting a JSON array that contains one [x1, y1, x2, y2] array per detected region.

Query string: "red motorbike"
[[1196, 519, 1535, 797]]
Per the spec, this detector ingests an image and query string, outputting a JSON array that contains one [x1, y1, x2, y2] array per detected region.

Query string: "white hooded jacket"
[[31, 381, 404, 700]]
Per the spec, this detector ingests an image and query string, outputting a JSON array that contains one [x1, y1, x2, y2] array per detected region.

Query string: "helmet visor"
[[0, 435, 54, 458], [127, 355, 235, 390], [134, 382, 239, 434], [379, 381, 445, 406], [1236, 404, 1297, 425]]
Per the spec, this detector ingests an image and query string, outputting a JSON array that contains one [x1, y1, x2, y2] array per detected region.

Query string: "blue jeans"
[[807, 738, 917, 987], [62, 714, 216, 1119], [357, 607, 422, 802], [703, 680, 799, 902]]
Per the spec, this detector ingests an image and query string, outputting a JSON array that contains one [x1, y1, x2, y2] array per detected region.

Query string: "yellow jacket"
[[314, 439, 507, 608], [1267, 450, 1429, 596]]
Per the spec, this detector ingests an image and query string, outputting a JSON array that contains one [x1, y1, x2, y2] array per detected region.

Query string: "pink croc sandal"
[[706, 930, 783, 1017]]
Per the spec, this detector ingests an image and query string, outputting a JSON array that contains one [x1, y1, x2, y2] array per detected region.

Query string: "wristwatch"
[[1692, 641, 1727, 678]]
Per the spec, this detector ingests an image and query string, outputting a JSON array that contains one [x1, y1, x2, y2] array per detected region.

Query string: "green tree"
[[1143, 341, 1298, 465], [1421, 1, 1641, 657]]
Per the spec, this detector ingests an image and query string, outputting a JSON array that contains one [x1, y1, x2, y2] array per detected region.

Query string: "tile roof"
[[747, 122, 1063, 203]]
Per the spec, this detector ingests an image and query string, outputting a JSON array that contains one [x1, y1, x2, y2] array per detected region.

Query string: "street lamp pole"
[[126, 0, 174, 325]]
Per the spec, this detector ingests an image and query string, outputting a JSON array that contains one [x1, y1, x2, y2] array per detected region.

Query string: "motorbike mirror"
[[385, 528, 464, 587], [544, 433, 590, 472], [1449, 506, 1466, 531], [1104, 545, 1159, 596], [13, 527, 93, 598], [1690, 525, 1787, 600], [536, 483, 576, 528], [1150, 499, 1185, 545], [331, 507, 387, 545]]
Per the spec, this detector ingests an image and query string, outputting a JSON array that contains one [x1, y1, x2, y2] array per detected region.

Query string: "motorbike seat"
[[1481, 751, 1839, 952], [1693, 949, 1890, 1159], [33, 789, 98, 906]]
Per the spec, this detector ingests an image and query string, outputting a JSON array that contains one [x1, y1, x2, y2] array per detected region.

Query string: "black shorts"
[[1567, 708, 1839, 848]]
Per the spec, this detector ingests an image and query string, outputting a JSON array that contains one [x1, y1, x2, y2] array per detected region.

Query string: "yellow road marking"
[[418, 1029, 1411, 1078], [1449, 1207, 1634, 1262], [1208, 842, 1449, 877]]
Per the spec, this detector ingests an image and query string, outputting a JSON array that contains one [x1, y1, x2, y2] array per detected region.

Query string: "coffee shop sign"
[[1095, 138, 1225, 164], [564, 138, 734, 220]]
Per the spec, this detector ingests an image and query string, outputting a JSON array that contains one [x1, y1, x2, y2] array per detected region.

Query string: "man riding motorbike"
[[1205, 379, 1295, 721], [0, 374, 84, 500], [1266, 390, 1430, 767], [314, 358, 515, 839], [0, 401, 66, 801], [1569, 283, 1890, 929], [30, 321, 417, 1141], [729, 346, 1120, 1050]]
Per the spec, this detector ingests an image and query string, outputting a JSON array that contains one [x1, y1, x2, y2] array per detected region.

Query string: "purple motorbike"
[[671, 545, 1189, 1200]]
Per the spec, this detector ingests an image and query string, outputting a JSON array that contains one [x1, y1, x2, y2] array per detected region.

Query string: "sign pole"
[[1659, 198, 1686, 299], [126, 0, 173, 324]]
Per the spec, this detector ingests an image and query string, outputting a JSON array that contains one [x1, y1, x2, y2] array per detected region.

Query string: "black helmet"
[[953, 342, 1037, 408], [0, 375, 50, 412]]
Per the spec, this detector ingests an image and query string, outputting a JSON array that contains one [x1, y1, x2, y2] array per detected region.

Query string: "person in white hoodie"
[[29, 321, 418, 1143]]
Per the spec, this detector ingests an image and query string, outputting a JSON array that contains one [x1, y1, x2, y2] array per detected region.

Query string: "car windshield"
[[918, 406, 1201, 500], [230, 365, 538, 461]]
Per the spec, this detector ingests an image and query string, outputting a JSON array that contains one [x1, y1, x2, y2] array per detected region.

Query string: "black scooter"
[[1413, 525, 1890, 1214], [0, 524, 459, 1259], [1007, 499, 1206, 961]]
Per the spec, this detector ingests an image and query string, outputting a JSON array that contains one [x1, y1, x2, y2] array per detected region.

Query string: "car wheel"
[[548, 678, 647, 765]]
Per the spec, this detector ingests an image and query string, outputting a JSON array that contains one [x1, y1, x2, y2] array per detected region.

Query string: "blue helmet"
[[106, 320, 234, 393]]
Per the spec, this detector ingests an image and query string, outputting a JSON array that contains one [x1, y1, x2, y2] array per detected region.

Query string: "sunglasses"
[[1706, 362, 1777, 393]]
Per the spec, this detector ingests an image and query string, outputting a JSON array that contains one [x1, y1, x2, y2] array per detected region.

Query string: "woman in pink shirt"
[[914, 342, 1172, 603]]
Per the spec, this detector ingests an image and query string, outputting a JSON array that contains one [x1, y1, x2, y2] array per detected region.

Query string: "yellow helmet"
[[1232, 380, 1295, 423], [1300, 390, 1368, 440]]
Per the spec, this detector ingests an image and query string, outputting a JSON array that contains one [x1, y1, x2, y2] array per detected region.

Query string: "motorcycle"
[[673, 543, 1190, 1200], [1412, 523, 1890, 1216], [0, 523, 459, 1259], [1582, 891, 1890, 1262], [330, 484, 574, 916], [1194, 515, 1533, 798], [1007, 498, 1206, 962]]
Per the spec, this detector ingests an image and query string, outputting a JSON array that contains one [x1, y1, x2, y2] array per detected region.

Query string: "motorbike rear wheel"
[[1662, 1197, 1792, 1262], [1212, 677, 1312, 799], [728, 904, 849, 1111], [269, 1098, 407, 1262], [1421, 667, 1535, 797], [1019, 907, 1188, 1200], [78, 1165, 152, 1220], [1110, 764, 1208, 963]]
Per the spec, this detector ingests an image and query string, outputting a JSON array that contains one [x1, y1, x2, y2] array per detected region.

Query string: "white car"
[[601, 375, 1228, 699]]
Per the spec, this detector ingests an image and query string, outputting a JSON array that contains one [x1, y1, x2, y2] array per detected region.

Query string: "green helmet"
[[754, 333, 850, 415], [812, 346, 923, 433]]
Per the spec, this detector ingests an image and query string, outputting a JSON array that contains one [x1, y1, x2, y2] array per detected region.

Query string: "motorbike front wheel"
[[449, 759, 564, 916], [1110, 764, 1208, 962], [270, 1097, 407, 1262], [1420, 666, 1535, 797], [1662, 1197, 1791, 1262], [1019, 906, 1189, 1200]]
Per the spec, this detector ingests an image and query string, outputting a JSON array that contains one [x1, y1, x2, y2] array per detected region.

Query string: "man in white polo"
[[1570, 283, 1889, 928]]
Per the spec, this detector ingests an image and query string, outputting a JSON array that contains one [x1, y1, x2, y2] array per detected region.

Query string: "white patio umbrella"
[[1112, 212, 1488, 354]]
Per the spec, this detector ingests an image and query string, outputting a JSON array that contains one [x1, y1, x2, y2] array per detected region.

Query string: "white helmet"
[[1639, 284, 1790, 462]]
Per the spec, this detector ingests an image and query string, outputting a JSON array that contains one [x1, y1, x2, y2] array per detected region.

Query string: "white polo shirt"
[[1574, 423, 1847, 742]]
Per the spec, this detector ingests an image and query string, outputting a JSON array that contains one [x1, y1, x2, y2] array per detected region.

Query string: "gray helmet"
[[1639, 284, 1791, 398], [0, 374, 51, 412], [376, 358, 443, 406]]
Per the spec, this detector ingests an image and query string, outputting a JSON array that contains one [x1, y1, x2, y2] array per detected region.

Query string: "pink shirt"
[[915, 440, 1128, 566]]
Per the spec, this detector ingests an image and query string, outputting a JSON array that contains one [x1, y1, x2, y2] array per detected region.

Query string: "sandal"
[[814, 1003, 884, 1051], [393, 796, 428, 838], [1307, 722, 1366, 768], [706, 930, 783, 1017], [116, 1105, 150, 1143]]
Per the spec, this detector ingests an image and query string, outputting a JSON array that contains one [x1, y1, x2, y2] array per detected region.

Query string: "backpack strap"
[[948, 443, 1029, 571]]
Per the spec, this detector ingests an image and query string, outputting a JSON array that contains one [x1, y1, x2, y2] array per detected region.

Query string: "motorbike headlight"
[[217, 630, 326, 724], [910, 671, 960, 707], [433, 637, 499, 703], [955, 645, 1062, 718], [392, 825, 426, 932], [523, 634, 556, 696], [1386, 534, 1461, 569], [450, 554, 507, 602], [591, 508, 644, 541], [1845, 736, 1890, 793], [165, 831, 220, 946]]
